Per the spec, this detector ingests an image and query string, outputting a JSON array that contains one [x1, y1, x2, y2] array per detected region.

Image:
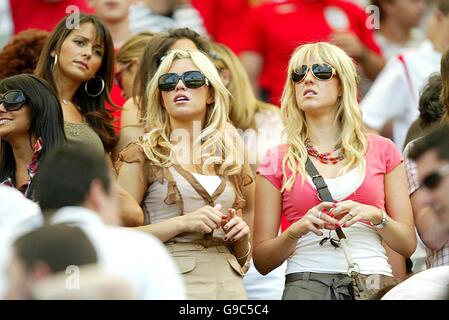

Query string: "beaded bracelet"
[[235, 242, 251, 260]]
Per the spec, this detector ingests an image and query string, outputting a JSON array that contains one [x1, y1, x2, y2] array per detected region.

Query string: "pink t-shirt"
[[257, 135, 402, 226]]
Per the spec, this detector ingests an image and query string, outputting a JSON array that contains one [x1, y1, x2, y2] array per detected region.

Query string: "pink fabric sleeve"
[[382, 137, 403, 173], [256, 145, 285, 190]]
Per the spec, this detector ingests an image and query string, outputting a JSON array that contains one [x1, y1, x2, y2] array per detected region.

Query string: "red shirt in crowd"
[[10, 0, 94, 34], [240, 0, 382, 105], [191, 0, 251, 53]]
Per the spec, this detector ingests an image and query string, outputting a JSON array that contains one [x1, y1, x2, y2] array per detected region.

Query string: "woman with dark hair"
[[34, 14, 146, 226], [34, 13, 117, 156], [0, 74, 66, 199]]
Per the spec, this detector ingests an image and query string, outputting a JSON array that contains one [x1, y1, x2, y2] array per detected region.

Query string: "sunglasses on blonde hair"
[[158, 71, 209, 91], [292, 63, 336, 83]]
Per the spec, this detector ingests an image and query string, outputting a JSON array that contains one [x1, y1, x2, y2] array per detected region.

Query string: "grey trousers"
[[282, 272, 354, 300]]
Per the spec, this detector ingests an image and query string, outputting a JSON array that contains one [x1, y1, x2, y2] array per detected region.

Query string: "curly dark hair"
[[0, 29, 49, 80], [418, 73, 444, 129]]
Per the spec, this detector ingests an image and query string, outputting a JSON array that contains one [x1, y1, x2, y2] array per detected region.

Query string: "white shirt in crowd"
[[129, 1, 207, 35], [50, 206, 186, 300], [0, 185, 42, 233], [361, 40, 441, 150], [382, 266, 449, 300], [375, 29, 424, 61], [0, 228, 18, 299]]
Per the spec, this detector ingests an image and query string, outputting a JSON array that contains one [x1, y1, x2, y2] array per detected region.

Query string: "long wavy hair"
[[210, 42, 277, 131], [34, 14, 117, 152], [0, 74, 66, 192], [142, 49, 243, 176], [280, 42, 367, 191]]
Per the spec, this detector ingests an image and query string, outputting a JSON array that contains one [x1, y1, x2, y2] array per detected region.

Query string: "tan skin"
[[253, 57, 416, 277], [117, 58, 254, 266], [113, 38, 201, 162], [0, 101, 35, 189], [53, 22, 143, 227], [416, 151, 449, 240]]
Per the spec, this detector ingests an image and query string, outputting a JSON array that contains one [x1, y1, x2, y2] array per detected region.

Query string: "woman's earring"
[[84, 76, 105, 97], [52, 54, 58, 70]]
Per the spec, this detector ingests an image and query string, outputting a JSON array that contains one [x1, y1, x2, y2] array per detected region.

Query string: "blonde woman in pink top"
[[253, 42, 416, 300]]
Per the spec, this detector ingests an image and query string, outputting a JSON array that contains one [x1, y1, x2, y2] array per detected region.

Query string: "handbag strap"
[[305, 158, 358, 273], [305, 158, 346, 240]]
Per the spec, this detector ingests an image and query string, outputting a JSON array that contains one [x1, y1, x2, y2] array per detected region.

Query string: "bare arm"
[[359, 48, 386, 80], [240, 51, 263, 99], [117, 161, 225, 242], [253, 176, 295, 275], [411, 189, 449, 250], [383, 241, 407, 278], [253, 176, 338, 275], [112, 99, 145, 162], [105, 154, 144, 227], [231, 164, 255, 267], [381, 163, 417, 257]]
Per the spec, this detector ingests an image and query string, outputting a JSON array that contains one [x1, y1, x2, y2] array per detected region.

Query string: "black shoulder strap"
[[305, 157, 346, 240], [305, 158, 334, 202]]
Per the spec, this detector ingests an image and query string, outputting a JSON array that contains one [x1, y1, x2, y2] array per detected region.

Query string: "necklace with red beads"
[[305, 139, 344, 164]]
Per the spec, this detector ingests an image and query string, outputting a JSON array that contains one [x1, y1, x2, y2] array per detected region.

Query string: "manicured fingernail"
[[224, 226, 229, 230], [231, 238, 236, 242], [224, 237, 228, 241]]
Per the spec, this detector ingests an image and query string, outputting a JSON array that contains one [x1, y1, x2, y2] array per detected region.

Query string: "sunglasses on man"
[[292, 63, 336, 83], [421, 163, 449, 190], [158, 70, 209, 92], [0, 90, 27, 111]]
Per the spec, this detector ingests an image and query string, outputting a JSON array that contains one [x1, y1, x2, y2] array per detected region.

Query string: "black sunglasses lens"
[[292, 65, 308, 83], [423, 173, 441, 190], [312, 64, 333, 80], [2, 91, 26, 111], [184, 71, 206, 89], [158, 73, 179, 91]]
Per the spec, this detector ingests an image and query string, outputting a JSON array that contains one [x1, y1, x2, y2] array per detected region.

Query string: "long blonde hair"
[[211, 42, 277, 130], [117, 32, 153, 64], [143, 49, 244, 176], [281, 42, 367, 191]]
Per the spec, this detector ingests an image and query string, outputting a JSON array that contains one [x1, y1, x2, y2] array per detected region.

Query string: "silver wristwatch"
[[370, 210, 387, 229]]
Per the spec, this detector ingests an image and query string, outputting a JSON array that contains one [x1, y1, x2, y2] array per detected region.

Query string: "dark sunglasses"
[[0, 90, 27, 111], [158, 70, 209, 92], [292, 63, 336, 83], [421, 163, 449, 190]]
